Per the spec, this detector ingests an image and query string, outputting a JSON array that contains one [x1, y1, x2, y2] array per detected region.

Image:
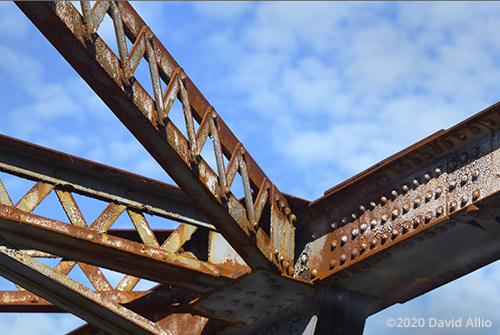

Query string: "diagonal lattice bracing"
[[16, 1, 296, 273]]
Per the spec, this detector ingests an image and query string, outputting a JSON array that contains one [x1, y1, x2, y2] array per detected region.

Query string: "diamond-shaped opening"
[[166, 97, 191, 142], [0, 172, 37, 206], [95, 7, 121, 61], [131, 48, 157, 110], [67, 263, 101, 291], [31, 190, 70, 224], [70, 193, 109, 227]]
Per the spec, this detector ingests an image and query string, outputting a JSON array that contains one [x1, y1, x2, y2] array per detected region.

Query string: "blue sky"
[[1, 1, 500, 334]]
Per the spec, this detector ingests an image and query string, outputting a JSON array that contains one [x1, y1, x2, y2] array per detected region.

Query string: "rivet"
[[381, 214, 388, 223], [413, 216, 421, 227], [381, 196, 388, 204], [311, 269, 318, 277], [436, 206, 443, 217], [331, 222, 338, 230], [359, 205, 366, 212], [435, 168, 442, 176], [331, 241, 337, 249], [403, 203, 410, 213], [370, 201, 376, 209], [472, 189, 480, 200], [460, 153, 468, 162], [391, 190, 398, 198], [424, 174, 431, 182], [340, 254, 346, 262], [450, 201, 457, 212], [402, 184, 410, 193], [381, 233, 389, 242], [472, 169, 480, 180], [435, 187, 442, 198], [341, 217, 348, 224], [351, 213, 357, 220], [461, 195, 469, 206], [360, 223, 367, 231], [341, 235, 348, 243], [361, 243, 367, 251], [300, 254, 308, 263], [449, 180, 457, 191], [371, 239, 377, 247], [413, 179, 419, 187], [414, 197, 422, 208], [460, 175, 468, 186], [274, 248, 279, 256], [403, 221, 410, 232], [252, 220, 259, 228], [329, 260, 336, 269], [370, 219, 377, 228], [283, 260, 290, 268], [351, 250, 358, 258], [424, 212, 432, 222], [392, 209, 399, 219], [352, 229, 359, 237], [471, 147, 480, 157], [279, 255, 284, 262], [392, 229, 399, 238], [425, 191, 432, 202]]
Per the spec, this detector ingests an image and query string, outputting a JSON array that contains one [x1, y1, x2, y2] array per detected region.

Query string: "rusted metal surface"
[[294, 102, 500, 314], [0, 244, 175, 335], [16, 1, 296, 273], [9, 1, 500, 335]]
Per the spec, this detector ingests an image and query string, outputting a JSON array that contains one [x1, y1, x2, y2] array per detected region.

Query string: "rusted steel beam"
[[294, 102, 500, 313], [68, 314, 210, 335], [0, 204, 247, 293], [0, 290, 149, 313], [16, 1, 295, 273], [0, 245, 173, 335], [0, 134, 213, 230]]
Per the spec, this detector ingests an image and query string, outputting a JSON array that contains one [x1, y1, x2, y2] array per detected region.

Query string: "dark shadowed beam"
[[0, 134, 213, 230]]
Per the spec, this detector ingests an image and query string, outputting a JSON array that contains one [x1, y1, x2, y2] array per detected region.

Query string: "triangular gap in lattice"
[[69, 193, 109, 228], [31, 189, 70, 224], [0, 171, 37, 206], [66, 262, 99, 291], [143, 213, 179, 245]]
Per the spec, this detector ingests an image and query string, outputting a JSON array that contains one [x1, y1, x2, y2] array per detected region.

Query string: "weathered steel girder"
[[2, 1, 500, 334]]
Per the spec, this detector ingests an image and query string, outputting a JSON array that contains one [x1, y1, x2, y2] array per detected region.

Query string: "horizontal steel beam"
[[0, 134, 214, 230], [0, 204, 246, 293]]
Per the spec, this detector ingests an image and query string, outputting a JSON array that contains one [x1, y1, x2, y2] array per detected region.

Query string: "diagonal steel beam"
[[16, 1, 295, 273], [0, 134, 213, 230], [0, 244, 173, 335], [0, 204, 247, 293]]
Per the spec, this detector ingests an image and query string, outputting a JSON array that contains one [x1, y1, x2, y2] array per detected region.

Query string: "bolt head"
[[341, 235, 348, 243]]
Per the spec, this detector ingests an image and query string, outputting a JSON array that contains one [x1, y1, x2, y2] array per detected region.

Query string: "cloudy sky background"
[[1, 1, 500, 334]]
